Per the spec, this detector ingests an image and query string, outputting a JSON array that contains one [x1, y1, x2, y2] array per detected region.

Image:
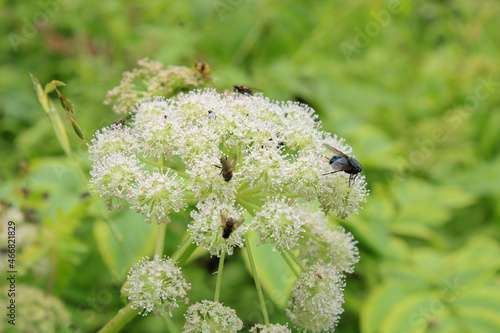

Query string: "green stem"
[[137, 155, 164, 169], [303, 230, 328, 247], [137, 155, 190, 180], [285, 249, 307, 272], [281, 193, 302, 198], [214, 251, 226, 302], [172, 169, 191, 179], [238, 188, 263, 197], [245, 234, 270, 325], [172, 236, 195, 263], [236, 198, 262, 216], [68, 153, 88, 184], [236, 198, 257, 217], [97, 302, 137, 333], [280, 251, 301, 278], [237, 181, 251, 193], [154, 223, 167, 257]]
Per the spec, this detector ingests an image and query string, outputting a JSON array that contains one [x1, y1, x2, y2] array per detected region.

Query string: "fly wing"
[[329, 157, 352, 171], [229, 153, 237, 168], [234, 217, 245, 229], [220, 156, 231, 170], [322, 143, 349, 158], [220, 154, 237, 170], [247, 86, 262, 92], [221, 213, 228, 226]]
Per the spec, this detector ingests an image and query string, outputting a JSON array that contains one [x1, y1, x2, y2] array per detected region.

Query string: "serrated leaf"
[[242, 231, 296, 309]]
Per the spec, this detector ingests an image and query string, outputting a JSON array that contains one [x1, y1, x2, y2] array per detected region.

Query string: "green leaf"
[[394, 204, 450, 227], [378, 292, 442, 333], [444, 157, 500, 196], [29, 73, 50, 113], [93, 211, 157, 280], [458, 308, 500, 333], [396, 180, 475, 208], [361, 283, 414, 333], [455, 285, 500, 317], [242, 231, 295, 309]]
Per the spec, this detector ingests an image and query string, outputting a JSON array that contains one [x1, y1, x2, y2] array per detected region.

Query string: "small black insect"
[[233, 84, 261, 96], [323, 143, 362, 187], [221, 213, 245, 239], [208, 110, 216, 119], [214, 154, 237, 182]]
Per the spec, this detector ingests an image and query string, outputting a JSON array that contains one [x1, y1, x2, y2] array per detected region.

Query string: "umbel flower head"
[[250, 323, 292, 332], [183, 300, 243, 332], [286, 263, 346, 332], [297, 208, 359, 273], [0, 284, 71, 333], [104, 58, 212, 114], [89, 88, 368, 256], [124, 255, 191, 317]]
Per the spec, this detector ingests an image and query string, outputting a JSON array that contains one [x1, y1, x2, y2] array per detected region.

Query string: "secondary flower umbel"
[[124, 255, 191, 317], [183, 300, 243, 332], [89, 89, 368, 256], [286, 263, 346, 332]]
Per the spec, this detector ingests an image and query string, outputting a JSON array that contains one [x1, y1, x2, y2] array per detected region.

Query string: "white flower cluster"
[[298, 209, 360, 273], [1, 285, 71, 333], [251, 197, 305, 252], [250, 323, 292, 332], [183, 300, 243, 332], [124, 255, 191, 317], [286, 263, 346, 332], [89, 89, 368, 255]]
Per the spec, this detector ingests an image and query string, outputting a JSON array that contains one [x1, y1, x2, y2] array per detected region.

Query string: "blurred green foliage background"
[[1, 0, 500, 332]]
